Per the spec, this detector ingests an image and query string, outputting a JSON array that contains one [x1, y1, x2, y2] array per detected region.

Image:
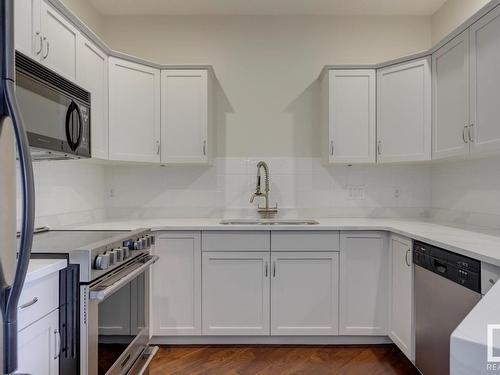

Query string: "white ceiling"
[[89, 0, 448, 16]]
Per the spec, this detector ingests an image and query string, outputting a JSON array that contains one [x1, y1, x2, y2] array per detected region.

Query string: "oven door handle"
[[89, 255, 159, 301]]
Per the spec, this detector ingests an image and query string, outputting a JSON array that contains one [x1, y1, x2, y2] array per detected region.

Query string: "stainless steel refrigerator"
[[0, 0, 36, 374]]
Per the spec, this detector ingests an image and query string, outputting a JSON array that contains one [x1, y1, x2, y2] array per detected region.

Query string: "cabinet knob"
[[462, 125, 469, 144], [377, 140, 382, 155], [330, 140, 334, 156], [203, 140, 207, 156]]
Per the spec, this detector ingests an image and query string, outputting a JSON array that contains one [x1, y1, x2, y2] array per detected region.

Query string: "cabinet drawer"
[[271, 231, 340, 251], [18, 272, 59, 331], [202, 231, 270, 252]]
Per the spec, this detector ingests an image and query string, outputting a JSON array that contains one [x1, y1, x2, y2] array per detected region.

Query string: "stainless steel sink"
[[220, 219, 320, 225]]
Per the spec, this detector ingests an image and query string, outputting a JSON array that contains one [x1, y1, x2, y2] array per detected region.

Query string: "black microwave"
[[15, 51, 91, 160]]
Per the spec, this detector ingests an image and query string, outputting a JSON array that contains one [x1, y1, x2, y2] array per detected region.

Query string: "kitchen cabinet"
[[202, 251, 270, 335], [377, 58, 431, 163], [16, 309, 59, 375], [152, 232, 202, 336], [14, 0, 42, 59], [339, 231, 389, 335], [40, 0, 78, 80], [76, 35, 108, 159], [469, 4, 500, 156], [388, 235, 414, 361], [108, 57, 161, 163], [270, 251, 339, 335], [321, 70, 376, 164], [432, 31, 470, 160], [161, 70, 212, 164]]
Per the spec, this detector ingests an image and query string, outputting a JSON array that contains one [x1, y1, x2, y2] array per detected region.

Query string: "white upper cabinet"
[[377, 58, 431, 163], [40, 0, 78, 81], [161, 70, 212, 164], [108, 57, 161, 163], [321, 70, 376, 164], [15, 0, 42, 59], [339, 231, 389, 335], [271, 251, 339, 336], [76, 35, 108, 159], [469, 5, 500, 156], [389, 235, 414, 361], [432, 31, 470, 160]]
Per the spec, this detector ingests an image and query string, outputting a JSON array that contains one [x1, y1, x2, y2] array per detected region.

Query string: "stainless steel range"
[[30, 228, 159, 375]]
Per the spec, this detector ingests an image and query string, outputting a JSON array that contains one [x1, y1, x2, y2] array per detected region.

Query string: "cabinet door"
[[161, 70, 209, 164], [324, 70, 376, 164], [40, 0, 78, 81], [14, 0, 42, 59], [108, 57, 161, 163], [432, 31, 470, 159], [389, 235, 414, 361], [339, 231, 389, 335], [153, 232, 202, 336], [202, 251, 270, 335], [271, 252, 339, 336], [469, 5, 500, 155], [17, 309, 59, 375], [98, 283, 131, 335], [76, 35, 108, 159], [377, 58, 431, 163]]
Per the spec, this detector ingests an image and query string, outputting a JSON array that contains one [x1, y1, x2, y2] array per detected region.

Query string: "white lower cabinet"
[[202, 251, 270, 335], [339, 232, 389, 335], [271, 252, 339, 336], [389, 234, 414, 360], [152, 232, 202, 336], [16, 309, 59, 375]]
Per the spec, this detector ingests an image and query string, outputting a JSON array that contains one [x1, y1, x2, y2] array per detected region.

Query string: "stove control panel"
[[93, 230, 155, 271]]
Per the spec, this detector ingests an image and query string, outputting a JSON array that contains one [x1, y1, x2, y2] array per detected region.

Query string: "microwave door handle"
[[89, 255, 159, 301], [1, 64, 36, 375]]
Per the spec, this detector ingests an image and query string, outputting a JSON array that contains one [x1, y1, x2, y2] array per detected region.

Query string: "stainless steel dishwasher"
[[413, 241, 481, 375]]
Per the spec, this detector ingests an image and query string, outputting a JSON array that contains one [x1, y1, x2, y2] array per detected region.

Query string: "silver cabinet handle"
[[203, 140, 207, 156], [156, 140, 160, 155], [272, 261, 276, 278], [468, 124, 475, 143], [377, 140, 382, 155], [463, 125, 469, 144], [405, 249, 411, 267], [330, 140, 334, 156], [42, 37, 49, 59], [53, 329, 61, 359], [18, 297, 38, 310], [265, 262, 268, 277], [35, 32, 43, 55]]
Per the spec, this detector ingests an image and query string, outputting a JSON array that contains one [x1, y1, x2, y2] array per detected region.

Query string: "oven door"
[[84, 254, 159, 375]]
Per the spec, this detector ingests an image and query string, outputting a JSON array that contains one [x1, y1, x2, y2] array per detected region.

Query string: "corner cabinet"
[[161, 70, 212, 164], [108, 57, 161, 163], [339, 232, 389, 335], [321, 70, 376, 164], [76, 35, 108, 160], [432, 31, 470, 160], [377, 57, 431, 163], [389, 234, 414, 361], [152, 232, 202, 336]]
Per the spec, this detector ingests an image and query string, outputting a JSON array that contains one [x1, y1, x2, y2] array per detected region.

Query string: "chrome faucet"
[[250, 161, 278, 217]]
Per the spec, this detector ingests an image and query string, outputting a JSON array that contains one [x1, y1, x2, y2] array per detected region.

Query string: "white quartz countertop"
[[64, 217, 500, 267], [24, 258, 67, 284]]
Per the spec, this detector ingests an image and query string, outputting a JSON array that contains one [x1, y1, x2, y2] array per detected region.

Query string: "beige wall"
[[431, 0, 491, 43], [101, 15, 431, 157], [60, 0, 104, 36]]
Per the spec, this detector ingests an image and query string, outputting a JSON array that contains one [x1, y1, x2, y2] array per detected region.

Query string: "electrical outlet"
[[109, 188, 115, 198], [394, 188, 400, 199], [348, 186, 365, 200]]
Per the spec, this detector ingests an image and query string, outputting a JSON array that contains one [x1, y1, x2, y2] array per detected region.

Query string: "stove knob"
[[122, 246, 130, 259], [150, 235, 155, 245], [108, 250, 116, 265], [141, 237, 147, 248], [114, 248, 124, 262], [95, 253, 110, 270], [134, 240, 143, 250]]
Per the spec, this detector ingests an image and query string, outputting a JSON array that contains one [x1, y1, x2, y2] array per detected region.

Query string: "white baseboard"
[[151, 335, 393, 345]]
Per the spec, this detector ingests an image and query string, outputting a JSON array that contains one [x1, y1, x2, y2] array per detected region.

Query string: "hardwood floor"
[[149, 344, 418, 375]]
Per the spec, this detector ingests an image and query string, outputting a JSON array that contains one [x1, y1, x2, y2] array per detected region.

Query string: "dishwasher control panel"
[[413, 241, 481, 293]]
